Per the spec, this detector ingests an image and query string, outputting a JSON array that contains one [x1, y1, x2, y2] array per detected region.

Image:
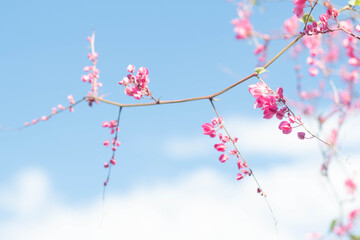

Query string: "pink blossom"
[[67, 95, 75, 105], [41, 116, 48, 121], [232, 18, 252, 40], [52, 107, 57, 114], [214, 143, 226, 152], [103, 140, 109, 146], [229, 150, 238, 155], [349, 209, 360, 221], [104, 162, 109, 168], [211, 118, 219, 126], [219, 154, 229, 163], [339, 91, 351, 105], [115, 141, 121, 146], [356, 25, 360, 33], [236, 173, 244, 180], [57, 104, 66, 110], [284, 16, 299, 36], [333, 225, 347, 236], [298, 132, 305, 140], [237, 159, 244, 169], [102, 121, 109, 127], [345, 178, 356, 194], [127, 64, 135, 73], [254, 44, 265, 55], [276, 107, 287, 120], [293, 0, 306, 18], [309, 66, 319, 76], [249, 82, 270, 98], [278, 121, 292, 134], [110, 159, 116, 165], [202, 123, 216, 138]]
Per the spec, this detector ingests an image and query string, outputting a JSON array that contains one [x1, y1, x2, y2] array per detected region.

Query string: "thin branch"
[[209, 99, 279, 240]]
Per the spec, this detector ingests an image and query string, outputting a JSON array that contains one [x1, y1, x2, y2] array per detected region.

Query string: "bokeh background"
[[1, 0, 359, 239]]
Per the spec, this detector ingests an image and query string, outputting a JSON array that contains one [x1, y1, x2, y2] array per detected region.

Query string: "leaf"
[[351, 235, 360, 240], [254, 67, 267, 75], [349, 0, 360, 6], [301, 13, 315, 24], [329, 219, 337, 231]]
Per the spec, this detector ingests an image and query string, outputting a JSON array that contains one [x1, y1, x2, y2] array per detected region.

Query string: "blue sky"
[[1, 0, 359, 239]]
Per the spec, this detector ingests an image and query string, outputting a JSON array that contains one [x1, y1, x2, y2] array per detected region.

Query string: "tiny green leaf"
[[329, 219, 337, 231], [349, 0, 360, 6], [301, 13, 315, 24], [255, 67, 267, 75]]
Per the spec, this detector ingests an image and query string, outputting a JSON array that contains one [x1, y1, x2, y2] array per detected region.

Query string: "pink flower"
[[298, 132, 305, 140], [333, 225, 347, 236], [356, 25, 360, 33], [104, 162, 109, 168], [214, 143, 226, 152], [276, 87, 284, 99], [110, 159, 116, 165], [229, 150, 238, 155], [102, 121, 109, 127], [211, 118, 219, 126], [103, 140, 109, 146], [293, 0, 306, 18], [236, 173, 244, 180], [232, 18, 252, 40], [68, 95, 75, 105], [284, 16, 299, 36], [276, 107, 287, 120], [254, 44, 265, 55], [57, 104, 66, 110], [309, 66, 319, 76], [202, 123, 216, 138], [345, 178, 356, 194], [249, 82, 270, 99], [278, 121, 292, 134], [219, 154, 229, 163], [41, 116, 48, 121], [127, 64, 135, 73], [138, 67, 149, 76], [349, 209, 360, 221]]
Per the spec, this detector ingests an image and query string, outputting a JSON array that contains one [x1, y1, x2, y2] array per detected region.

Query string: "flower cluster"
[[293, 0, 307, 18], [119, 65, 152, 100], [231, 18, 252, 40], [102, 120, 121, 186], [24, 95, 75, 127], [202, 117, 251, 181], [302, 9, 338, 36], [81, 35, 102, 101], [332, 209, 360, 236], [249, 82, 306, 139], [230, 2, 253, 40]]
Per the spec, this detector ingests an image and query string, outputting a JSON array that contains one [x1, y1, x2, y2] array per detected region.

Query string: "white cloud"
[[1, 161, 359, 240]]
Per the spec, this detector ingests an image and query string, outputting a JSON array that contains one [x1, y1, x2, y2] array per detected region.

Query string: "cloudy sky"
[[0, 0, 359, 239]]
